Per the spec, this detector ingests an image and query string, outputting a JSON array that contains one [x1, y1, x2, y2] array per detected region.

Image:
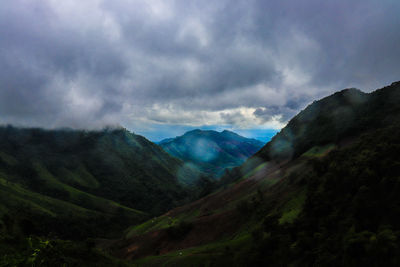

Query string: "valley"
[[1, 1, 399, 265], [1, 82, 400, 266], [111, 81, 400, 266]]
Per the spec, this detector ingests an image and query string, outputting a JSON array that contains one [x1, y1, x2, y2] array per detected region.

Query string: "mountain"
[[0, 126, 201, 241], [159, 129, 264, 177], [110, 81, 400, 266], [157, 138, 175, 145], [220, 83, 400, 185]]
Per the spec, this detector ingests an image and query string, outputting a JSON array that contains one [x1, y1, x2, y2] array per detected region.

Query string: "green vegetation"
[[0, 236, 130, 267], [125, 216, 174, 238], [302, 143, 336, 158], [3, 82, 400, 265], [0, 126, 205, 265], [0, 126, 199, 217], [132, 233, 252, 267], [278, 189, 306, 224], [129, 124, 400, 266], [240, 125, 400, 266], [222, 82, 400, 184], [126, 209, 200, 238], [117, 81, 400, 266]]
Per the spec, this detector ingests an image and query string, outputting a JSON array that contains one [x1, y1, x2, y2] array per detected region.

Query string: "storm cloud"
[[0, 0, 399, 137]]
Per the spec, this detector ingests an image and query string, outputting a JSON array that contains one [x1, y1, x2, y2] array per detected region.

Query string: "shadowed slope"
[[112, 81, 400, 266], [0, 126, 200, 239]]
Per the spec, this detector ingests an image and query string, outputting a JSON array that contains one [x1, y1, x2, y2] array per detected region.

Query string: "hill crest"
[[159, 129, 264, 177]]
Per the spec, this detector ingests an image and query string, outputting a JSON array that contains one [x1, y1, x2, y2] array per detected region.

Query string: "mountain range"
[[159, 129, 264, 177], [2, 81, 400, 266], [109, 81, 400, 266]]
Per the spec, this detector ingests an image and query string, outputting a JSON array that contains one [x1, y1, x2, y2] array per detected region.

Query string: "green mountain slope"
[[113, 81, 400, 266], [221, 81, 400, 185], [256, 82, 400, 162], [0, 126, 199, 240], [159, 129, 264, 178]]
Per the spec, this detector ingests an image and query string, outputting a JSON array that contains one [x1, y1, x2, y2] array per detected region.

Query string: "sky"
[[0, 0, 399, 141]]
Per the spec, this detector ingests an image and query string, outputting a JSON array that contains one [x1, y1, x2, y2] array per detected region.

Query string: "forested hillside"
[[0, 127, 202, 240], [113, 81, 400, 266]]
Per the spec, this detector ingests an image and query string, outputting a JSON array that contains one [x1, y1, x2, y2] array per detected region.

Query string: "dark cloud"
[[0, 0, 399, 136]]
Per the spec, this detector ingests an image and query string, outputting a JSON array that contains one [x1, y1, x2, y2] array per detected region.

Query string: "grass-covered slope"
[[160, 129, 264, 178], [0, 126, 199, 240], [113, 81, 400, 266]]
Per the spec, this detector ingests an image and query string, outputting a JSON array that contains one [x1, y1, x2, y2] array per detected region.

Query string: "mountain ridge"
[[159, 129, 265, 178], [0, 126, 202, 240], [112, 81, 400, 266]]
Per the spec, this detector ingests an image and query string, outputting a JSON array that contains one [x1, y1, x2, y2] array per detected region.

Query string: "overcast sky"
[[1, 0, 399, 141]]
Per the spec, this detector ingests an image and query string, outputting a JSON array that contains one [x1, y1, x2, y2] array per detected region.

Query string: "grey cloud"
[[0, 0, 399, 131], [220, 111, 247, 126], [254, 106, 294, 123]]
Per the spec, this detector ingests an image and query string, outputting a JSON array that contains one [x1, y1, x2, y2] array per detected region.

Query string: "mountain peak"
[[391, 81, 400, 87], [221, 129, 238, 135], [181, 129, 216, 137], [159, 129, 264, 177], [255, 81, 400, 163], [340, 87, 362, 92]]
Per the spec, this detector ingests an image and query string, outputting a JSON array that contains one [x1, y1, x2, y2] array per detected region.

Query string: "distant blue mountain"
[[159, 129, 264, 177], [157, 137, 175, 145]]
